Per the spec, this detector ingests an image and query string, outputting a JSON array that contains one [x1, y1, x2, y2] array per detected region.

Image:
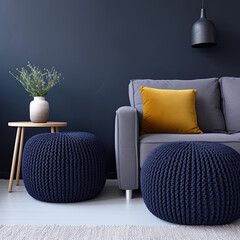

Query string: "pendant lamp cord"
[[202, 0, 204, 8]]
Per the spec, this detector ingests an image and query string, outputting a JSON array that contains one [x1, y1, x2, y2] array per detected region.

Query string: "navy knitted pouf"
[[22, 132, 106, 203], [141, 142, 240, 225]]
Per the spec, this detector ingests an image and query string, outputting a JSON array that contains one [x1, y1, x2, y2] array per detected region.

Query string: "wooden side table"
[[8, 121, 67, 192]]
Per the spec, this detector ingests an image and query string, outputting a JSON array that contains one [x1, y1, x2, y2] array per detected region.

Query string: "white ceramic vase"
[[30, 96, 49, 123]]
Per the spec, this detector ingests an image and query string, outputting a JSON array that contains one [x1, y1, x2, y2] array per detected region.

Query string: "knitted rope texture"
[[141, 141, 240, 225], [22, 132, 106, 203]]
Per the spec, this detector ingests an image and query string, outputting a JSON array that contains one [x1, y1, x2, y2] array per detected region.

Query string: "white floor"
[[0, 180, 172, 226]]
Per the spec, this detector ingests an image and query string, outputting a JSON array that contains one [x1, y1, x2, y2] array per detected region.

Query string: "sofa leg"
[[126, 190, 132, 200]]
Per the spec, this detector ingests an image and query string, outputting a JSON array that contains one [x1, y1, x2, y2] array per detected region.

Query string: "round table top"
[[8, 121, 67, 127]]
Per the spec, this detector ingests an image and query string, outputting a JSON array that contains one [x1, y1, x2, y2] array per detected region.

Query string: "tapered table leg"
[[16, 127, 25, 186], [8, 127, 21, 192], [51, 127, 55, 133], [55, 127, 59, 132]]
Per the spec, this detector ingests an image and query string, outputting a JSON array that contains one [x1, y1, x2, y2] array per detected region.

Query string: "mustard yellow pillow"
[[140, 87, 203, 134]]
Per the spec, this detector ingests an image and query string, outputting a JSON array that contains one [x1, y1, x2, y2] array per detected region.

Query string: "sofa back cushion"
[[129, 78, 226, 133], [220, 77, 240, 133]]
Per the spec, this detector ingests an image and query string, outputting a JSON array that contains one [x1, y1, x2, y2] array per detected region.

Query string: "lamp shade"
[[192, 8, 217, 48]]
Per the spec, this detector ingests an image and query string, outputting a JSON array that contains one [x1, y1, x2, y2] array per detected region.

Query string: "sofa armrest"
[[115, 106, 139, 190]]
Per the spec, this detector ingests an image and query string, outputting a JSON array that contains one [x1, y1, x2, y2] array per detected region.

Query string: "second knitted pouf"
[[141, 141, 240, 225], [22, 132, 106, 203]]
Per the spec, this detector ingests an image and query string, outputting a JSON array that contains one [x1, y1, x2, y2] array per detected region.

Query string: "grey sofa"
[[115, 77, 240, 199]]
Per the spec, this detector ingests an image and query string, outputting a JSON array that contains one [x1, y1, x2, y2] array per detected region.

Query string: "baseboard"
[[0, 172, 10, 179], [0, 171, 117, 180], [107, 171, 117, 179]]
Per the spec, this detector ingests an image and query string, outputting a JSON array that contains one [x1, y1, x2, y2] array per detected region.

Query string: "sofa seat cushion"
[[129, 78, 226, 133], [139, 133, 240, 167]]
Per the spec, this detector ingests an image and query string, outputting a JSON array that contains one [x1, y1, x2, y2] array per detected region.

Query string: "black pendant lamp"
[[192, 0, 217, 48]]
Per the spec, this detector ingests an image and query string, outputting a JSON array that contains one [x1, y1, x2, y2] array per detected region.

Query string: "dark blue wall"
[[1, 0, 240, 178]]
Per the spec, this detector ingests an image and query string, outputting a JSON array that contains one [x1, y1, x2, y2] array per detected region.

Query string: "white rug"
[[0, 224, 240, 240]]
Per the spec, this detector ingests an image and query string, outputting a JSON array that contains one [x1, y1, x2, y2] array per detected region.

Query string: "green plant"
[[9, 61, 63, 97]]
